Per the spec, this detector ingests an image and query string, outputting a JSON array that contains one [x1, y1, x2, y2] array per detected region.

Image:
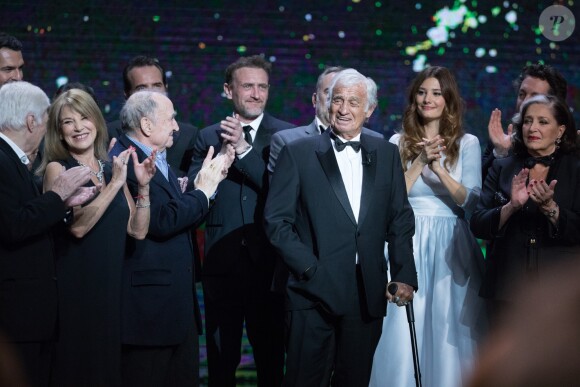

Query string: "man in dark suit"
[[109, 90, 233, 386], [264, 69, 417, 386], [108, 55, 198, 177], [268, 66, 384, 175], [0, 81, 96, 386], [188, 55, 294, 386]]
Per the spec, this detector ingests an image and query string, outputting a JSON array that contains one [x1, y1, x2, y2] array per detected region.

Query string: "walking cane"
[[388, 283, 422, 387]]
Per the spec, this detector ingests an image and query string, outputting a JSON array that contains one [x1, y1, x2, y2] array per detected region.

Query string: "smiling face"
[[224, 67, 269, 123], [522, 103, 565, 157], [329, 82, 374, 139], [415, 77, 445, 124], [0, 48, 24, 86], [59, 105, 97, 155]]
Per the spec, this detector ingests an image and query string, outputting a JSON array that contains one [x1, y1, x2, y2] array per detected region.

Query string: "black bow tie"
[[331, 134, 361, 152], [524, 154, 555, 168]]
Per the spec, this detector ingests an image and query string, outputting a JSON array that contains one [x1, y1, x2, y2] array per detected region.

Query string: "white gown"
[[369, 133, 488, 387]]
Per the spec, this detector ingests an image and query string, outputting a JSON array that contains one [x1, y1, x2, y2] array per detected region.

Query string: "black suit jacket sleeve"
[[147, 189, 209, 237], [471, 157, 504, 240], [384, 148, 417, 286], [264, 145, 319, 278], [0, 151, 65, 245], [481, 142, 495, 181]]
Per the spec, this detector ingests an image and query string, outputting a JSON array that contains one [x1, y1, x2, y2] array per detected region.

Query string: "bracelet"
[[136, 202, 151, 208], [134, 194, 149, 200], [545, 203, 558, 218]]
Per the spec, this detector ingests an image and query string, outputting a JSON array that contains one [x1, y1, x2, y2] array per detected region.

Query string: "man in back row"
[[108, 55, 199, 177], [0, 32, 24, 87]]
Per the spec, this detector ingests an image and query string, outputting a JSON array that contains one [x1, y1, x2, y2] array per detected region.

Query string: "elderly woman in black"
[[470, 94, 580, 316]]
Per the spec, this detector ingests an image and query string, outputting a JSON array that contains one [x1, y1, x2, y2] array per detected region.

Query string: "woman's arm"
[[43, 158, 126, 238], [400, 135, 445, 193]]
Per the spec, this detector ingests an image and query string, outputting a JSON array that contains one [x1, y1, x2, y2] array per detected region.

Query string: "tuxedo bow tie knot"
[[333, 136, 361, 152], [524, 154, 555, 168]]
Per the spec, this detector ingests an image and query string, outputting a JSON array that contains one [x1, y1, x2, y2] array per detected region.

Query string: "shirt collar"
[[126, 134, 167, 159], [331, 129, 362, 143], [238, 113, 264, 131], [0, 132, 30, 165], [315, 117, 328, 133]]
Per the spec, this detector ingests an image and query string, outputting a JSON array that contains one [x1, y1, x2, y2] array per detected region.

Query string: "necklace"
[[76, 158, 104, 183]]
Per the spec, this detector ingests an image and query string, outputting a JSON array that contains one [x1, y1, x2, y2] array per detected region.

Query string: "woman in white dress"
[[370, 66, 487, 387]]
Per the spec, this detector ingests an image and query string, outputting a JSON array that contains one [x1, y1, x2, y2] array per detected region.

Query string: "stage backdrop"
[[3, 0, 579, 141]]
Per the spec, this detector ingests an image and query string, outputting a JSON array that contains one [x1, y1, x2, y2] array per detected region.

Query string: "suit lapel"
[[304, 120, 318, 136], [316, 134, 357, 226], [358, 134, 377, 227], [253, 114, 274, 151]]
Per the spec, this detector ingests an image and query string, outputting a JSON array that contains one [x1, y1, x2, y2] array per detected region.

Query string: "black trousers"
[[121, 318, 199, 387], [203, 248, 285, 387], [13, 340, 54, 387], [283, 265, 383, 387]]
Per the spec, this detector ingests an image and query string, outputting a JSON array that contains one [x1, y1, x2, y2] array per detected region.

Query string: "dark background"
[[3, 0, 579, 143]]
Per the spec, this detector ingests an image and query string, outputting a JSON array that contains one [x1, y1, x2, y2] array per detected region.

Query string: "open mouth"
[[72, 133, 89, 141]]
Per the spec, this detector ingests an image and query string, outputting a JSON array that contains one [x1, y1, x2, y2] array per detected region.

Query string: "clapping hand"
[[417, 135, 445, 172], [528, 178, 558, 211], [220, 114, 248, 154], [133, 147, 157, 186], [509, 168, 530, 209], [488, 109, 513, 157]]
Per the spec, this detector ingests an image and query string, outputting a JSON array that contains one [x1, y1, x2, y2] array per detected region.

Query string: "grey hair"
[[0, 81, 49, 132], [326, 68, 378, 112], [120, 90, 159, 132], [316, 66, 344, 94]]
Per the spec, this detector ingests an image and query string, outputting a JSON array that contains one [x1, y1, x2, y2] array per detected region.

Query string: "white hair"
[[0, 81, 50, 132], [326, 68, 378, 112], [119, 90, 160, 132]]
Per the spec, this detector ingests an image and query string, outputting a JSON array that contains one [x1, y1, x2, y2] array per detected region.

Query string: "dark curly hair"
[[513, 63, 567, 101]]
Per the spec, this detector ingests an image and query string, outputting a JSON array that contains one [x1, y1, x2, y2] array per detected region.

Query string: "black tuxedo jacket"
[[188, 113, 294, 277], [108, 119, 198, 177], [0, 138, 65, 342], [471, 153, 580, 300], [110, 135, 207, 345], [264, 131, 417, 318]]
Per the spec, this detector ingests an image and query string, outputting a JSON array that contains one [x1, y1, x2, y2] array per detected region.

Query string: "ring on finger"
[[120, 158, 126, 164]]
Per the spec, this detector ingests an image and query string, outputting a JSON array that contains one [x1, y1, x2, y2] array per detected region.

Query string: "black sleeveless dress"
[[51, 157, 129, 387]]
